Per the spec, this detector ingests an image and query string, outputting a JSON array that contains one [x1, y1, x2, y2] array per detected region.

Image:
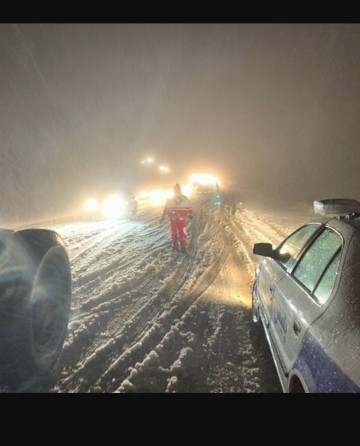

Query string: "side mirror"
[[253, 243, 275, 258]]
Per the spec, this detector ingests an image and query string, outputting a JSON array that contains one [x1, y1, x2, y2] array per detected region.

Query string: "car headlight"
[[83, 199, 98, 212], [103, 194, 125, 219]]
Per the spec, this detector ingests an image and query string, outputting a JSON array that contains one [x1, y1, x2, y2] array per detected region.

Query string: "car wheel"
[[289, 375, 305, 393], [252, 282, 260, 324], [0, 229, 71, 392]]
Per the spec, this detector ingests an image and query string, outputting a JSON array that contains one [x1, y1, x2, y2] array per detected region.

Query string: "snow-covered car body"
[[0, 228, 71, 392], [82, 187, 138, 220], [252, 199, 360, 393]]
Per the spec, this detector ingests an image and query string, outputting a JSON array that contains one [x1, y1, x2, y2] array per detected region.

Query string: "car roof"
[[307, 216, 360, 249], [343, 217, 360, 230], [321, 215, 360, 231]]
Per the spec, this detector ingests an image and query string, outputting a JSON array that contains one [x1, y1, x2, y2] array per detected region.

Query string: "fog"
[[1, 23, 360, 225]]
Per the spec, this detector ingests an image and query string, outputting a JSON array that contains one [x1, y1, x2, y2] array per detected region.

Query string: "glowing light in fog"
[[181, 184, 192, 196], [189, 173, 220, 186], [138, 186, 191, 204], [103, 194, 125, 219], [83, 199, 98, 212], [149, 189, 172, 202], [141, 157, 155, 165], [159, 165, 171, 173], [138, 190, 149, 200]]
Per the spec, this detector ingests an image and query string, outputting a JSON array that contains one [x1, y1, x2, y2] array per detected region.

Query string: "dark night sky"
[[1, 23, 360, 224]]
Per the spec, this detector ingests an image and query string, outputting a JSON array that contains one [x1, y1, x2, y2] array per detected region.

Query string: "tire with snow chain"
[[0, 229, 71, 392]]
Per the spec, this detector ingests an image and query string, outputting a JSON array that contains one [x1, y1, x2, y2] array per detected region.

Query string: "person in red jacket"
[[160, 183, 193, 251]]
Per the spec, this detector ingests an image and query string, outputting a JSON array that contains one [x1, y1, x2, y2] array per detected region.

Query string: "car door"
[[270, 227, 342, 377], [257, 223, 321, 328], [257, 258, 286, 327]]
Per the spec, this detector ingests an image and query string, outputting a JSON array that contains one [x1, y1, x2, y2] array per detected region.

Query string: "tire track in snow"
[[114, 203, 283, 393], [93, 205, 244, 391], [56, 202, 229, 392], [111, 204, 263, 392], [94, 213, 230, 392], [51, 191, 310, 392], [57, 240, 177, 379], [53, 209, 177, 386]]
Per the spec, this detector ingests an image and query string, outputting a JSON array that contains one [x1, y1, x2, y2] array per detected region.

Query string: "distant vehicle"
[[192, 183, 218, 194], [189, 173, 220, 195], [82, 187, 138, 220], [252, 198, 360, 393], [0, 228, 71, 391]]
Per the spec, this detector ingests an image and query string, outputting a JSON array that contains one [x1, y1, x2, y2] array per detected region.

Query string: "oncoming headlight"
[[83, 199, 98, 212], [103, 194, 125, 219], [149, 189, 172, 203]]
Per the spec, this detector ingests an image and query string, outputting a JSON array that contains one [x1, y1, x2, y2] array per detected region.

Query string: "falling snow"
[[16, 188, 314, 393]]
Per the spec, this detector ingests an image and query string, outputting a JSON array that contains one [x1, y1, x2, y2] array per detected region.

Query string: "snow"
[[32, 188, 314, 392]]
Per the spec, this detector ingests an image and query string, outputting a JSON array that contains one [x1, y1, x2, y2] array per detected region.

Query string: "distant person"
[[160, 183, 193, 251]]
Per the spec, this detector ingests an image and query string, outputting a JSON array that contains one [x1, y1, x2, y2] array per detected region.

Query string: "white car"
[[252, 198, 360, 393]]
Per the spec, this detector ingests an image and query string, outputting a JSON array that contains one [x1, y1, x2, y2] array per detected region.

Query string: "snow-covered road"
[[40, 188, 314, 392]]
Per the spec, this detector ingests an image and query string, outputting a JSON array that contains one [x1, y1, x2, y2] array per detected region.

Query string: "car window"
[[293, 228, 342, 296], [277, 224, 321, 270], [313, 251, 341, 305]]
